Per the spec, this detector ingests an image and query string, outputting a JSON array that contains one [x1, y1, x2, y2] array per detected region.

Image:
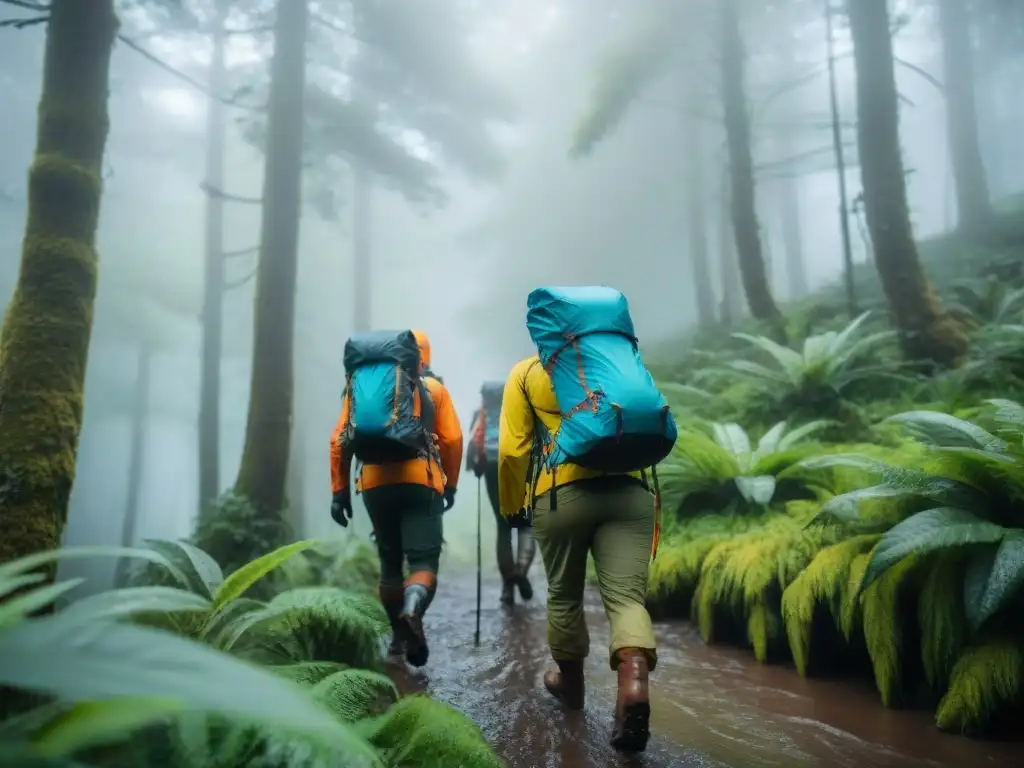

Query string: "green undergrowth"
[[0, 540, 501, 767], [647, 208, 1024, 740]]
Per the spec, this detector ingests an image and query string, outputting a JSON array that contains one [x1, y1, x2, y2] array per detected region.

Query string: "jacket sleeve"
[[498, 363, 534, 518], [428, 380, 463, 489], [329, 394, 352, 493]]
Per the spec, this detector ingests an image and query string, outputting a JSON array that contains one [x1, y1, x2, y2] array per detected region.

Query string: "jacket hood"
[[411, 328, 431, 367]]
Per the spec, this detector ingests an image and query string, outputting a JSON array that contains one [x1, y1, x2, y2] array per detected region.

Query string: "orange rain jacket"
[[330, 329, 463, 495]]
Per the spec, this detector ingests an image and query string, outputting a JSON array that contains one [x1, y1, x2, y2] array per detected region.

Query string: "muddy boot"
[[500, 579, 515, 606], [611, 649, 650, 753], [543, 659, 585, 710], [398, 584, 430, 668], [382, 597, 404, 657]]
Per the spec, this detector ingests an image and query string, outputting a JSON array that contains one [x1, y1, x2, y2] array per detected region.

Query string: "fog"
[[1, 0, 1022, 588]]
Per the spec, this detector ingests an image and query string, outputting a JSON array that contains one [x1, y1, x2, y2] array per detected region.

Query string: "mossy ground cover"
[[646, 201, 1024, 738]]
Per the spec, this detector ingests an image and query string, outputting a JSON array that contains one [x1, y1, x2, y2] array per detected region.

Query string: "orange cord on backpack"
[[651, 488, 662, 561]]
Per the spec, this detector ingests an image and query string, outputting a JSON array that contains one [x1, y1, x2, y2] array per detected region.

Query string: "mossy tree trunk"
[[936, 0, 992, 233], [846, 0, 968, 366], [198, 2, 229, 515], [719, 0, 784, 337], [233, 0, 309, 518], [0, 0, 119, 570]]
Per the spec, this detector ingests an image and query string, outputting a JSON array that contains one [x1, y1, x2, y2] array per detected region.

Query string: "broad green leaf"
[[0, 612, 380, 763], [711, 422, 751, 458], [141, 540, 222, 598], [33, 698, 183, 757], [211, 540, 319, 613], [60, 586, 212, 623], [776, 420, 833, 451], [886, 410, 1008, 453], [755, 422, 787, 457], [0, 546, 185, 586], [861, 508, 1008, 591], [198, 597, 265, 648], [0, 572, 47, 600], [0, 580, 85, 628], [734, 475, 776, 505], [964, 535, 1024, 631]]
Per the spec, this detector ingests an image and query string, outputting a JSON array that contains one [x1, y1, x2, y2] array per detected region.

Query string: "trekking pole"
[[474, 475, 482, 647]]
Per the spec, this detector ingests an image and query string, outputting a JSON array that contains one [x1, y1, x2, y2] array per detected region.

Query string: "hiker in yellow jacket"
[[498, 356, 657, 752], [330, 328, 463, 668]]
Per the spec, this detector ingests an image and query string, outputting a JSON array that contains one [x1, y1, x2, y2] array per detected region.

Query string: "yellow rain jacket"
[[497, 355, 639, 518], [330, 329, 462, 495]]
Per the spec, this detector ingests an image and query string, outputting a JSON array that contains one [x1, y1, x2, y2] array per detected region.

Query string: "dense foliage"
[[648, 204, 1024, 737], [0, 541, 500, 767]]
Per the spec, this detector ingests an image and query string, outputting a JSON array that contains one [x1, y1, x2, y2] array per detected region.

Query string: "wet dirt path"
[[388, 572, 1024, 768]]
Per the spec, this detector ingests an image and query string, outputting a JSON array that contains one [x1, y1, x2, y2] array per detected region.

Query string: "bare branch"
[[0, 0, 48, 11], [0, 14, 46, 27], [116, 34, 265, 111], [894, 56, 943, 93], [201, 181, 263, 205], [224, 265, 258, 290], [222, 244, 259, 258], [224, 24, 272, 36]]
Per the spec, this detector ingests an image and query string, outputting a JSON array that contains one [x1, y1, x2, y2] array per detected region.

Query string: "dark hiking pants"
[[484, 463, 536, 580], [363, 483, 443, 612]]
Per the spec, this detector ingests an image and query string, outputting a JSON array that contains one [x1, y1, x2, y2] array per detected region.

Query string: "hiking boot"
[[543, 659, 585, 710], [500, 579, 515, 606], [611, 649, 650, 753], [398, 584, 430, 668], [382, 595, 405, 658], [514, 570, 534, 601]]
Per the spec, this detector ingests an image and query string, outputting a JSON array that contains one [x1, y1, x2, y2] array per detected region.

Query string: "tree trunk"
[[936, 0, 992, 233], [718, 160, 743, 325], [352, 164, 372, 332], [686, 114, 715, 327], [719, 0, 784, 336], [283, 410, 305, 540], [198, 4, 228, 515], [0, 0, 119, 570], [778, 179, 807, 300], [115, 341, 152, 586], [846, 0, 967, 366], [234, 0, 309, 517]]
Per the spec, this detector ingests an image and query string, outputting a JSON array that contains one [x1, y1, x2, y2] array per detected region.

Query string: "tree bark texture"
[[0, 0, 119, 570], [234, 0, 309, 517], [198, 4, 228, 515], [718, 159, 743, 326], [937, 0, 992, 233], [719, 0, 784, 335], [846, 0, 967, 366]]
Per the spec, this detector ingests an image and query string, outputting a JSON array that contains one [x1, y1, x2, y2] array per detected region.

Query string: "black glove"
[[507, 507, 532, 529], [330, 489, 352, 527], [442, 487, 456, 511]]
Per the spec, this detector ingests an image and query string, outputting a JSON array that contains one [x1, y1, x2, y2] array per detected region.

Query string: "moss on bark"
[[847, 0, 968, 367], [0, 0, 119, 571]]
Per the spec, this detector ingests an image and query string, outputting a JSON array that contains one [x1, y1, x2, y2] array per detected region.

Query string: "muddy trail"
[[386, 572, 1024, 768]]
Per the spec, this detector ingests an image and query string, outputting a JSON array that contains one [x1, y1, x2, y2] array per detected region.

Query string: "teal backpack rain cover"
[[525, 285, 677, 474]]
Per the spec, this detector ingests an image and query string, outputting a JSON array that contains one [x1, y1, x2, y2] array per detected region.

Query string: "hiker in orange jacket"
[[467, 382, 536, 605], [329, 328, 463, 668]]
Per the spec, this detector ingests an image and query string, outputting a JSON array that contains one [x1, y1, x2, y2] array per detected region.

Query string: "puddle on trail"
[[386, 571, 1024, 768]]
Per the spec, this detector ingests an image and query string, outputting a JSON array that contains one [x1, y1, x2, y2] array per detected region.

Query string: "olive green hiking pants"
[[532, 477, 658, 670], [484, 464, 536, 579], [363, 483, 443, 603]]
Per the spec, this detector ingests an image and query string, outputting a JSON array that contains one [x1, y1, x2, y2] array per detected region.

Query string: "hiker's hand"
[[471, 451, 486, 478], [331, 489, 352, 527], [442, 487, 456, 511], [508, 507, 531, 529]]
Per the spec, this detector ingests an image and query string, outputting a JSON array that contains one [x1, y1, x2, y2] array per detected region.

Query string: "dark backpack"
[[340, 330, 436, 465], [525, 286, 677, 474], [479, 381, 503, 465]]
